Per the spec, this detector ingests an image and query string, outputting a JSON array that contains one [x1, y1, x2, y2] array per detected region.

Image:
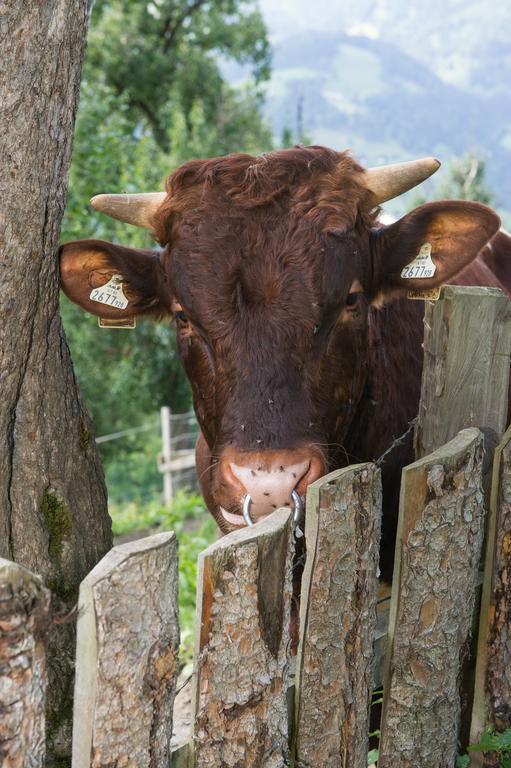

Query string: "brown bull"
[[60, 146, 509, 579]]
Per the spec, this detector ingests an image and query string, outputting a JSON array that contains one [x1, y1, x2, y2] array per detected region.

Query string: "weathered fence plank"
[[191, 508, 294, 768], [293, 464, 382, 768], [379, 428, 485, 768], [415, 286, 511, 461], [72, 532, 179, 768], [170, 742, 192, 768], [0, 558, 51, 768], [470, 424, 511, 765]]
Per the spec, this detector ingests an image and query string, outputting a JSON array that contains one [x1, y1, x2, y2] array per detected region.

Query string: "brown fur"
[[60, 146, 507, 581], [478, 228, 511, 290], [152, 147, 504, 578]]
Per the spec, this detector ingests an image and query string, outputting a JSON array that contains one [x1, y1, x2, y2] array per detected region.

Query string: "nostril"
[[295, 456, 324, 496], [217, 459, 247, 498]]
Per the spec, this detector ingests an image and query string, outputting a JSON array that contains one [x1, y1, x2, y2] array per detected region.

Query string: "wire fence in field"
[[162, 409, 200, 497], [95, 409, 199, 506]]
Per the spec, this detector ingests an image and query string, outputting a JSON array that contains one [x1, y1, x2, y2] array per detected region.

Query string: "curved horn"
[[90, 192, 166, 229], [363, 157, 441, 205]]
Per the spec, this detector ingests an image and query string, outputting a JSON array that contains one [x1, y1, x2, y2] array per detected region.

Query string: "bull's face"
[[60, 147, 500, 530], [164, 203, 375, 528]]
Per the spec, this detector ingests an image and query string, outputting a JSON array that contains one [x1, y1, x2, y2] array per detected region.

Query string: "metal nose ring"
[[242, 489, 303, 528]]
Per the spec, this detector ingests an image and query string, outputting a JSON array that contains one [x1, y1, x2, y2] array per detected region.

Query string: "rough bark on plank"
[[1, 3, 112, 758], [72, 533, 179, 768], [0, 558, 51, 768], [293, 463, 382, 768], [191, 509, 294, 768], [415, 286, 511, 462], [470, 425, 511, 767], [379, 428, 485, 768]]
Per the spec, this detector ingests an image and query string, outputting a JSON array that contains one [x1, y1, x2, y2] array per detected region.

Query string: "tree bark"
[[0, 2, 112, 761], [0, 558, 51, 768]]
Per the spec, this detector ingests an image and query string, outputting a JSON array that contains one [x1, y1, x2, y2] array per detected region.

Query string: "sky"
[[258, 0, 347, 38]]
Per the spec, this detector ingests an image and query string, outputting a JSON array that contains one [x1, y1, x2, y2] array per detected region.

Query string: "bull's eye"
[[174, 310, 188, 326], [345, 280, 363, 312], [346, 292, 361, 308]]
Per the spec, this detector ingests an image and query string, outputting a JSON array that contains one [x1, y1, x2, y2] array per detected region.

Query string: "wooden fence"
[[1, 286, 511, 768]]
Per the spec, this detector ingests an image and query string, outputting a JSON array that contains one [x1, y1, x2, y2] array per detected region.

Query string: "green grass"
[[110, 490, 218, 668]]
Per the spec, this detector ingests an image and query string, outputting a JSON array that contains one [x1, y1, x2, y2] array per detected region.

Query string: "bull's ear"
[[372, 201, 501, 299], [59, 239, 169, 319]]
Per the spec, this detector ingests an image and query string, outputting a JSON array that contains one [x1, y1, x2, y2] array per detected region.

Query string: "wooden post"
[[161, 406, 173, 506], [379, 428, 485, 768], [0, 558, 51, 768], [72, 532, 179, 768], [415, 286, 511, 462], [191, 509, 294, 768], [470, 425, 511, 765], [293, 464, 382, 768]]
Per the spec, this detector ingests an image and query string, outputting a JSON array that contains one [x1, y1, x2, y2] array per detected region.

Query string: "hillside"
[[261, 31, 511, 215]]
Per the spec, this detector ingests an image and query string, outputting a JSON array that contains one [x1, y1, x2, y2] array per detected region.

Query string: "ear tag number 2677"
[[401, 243, 436, 280], [89, 274, 129, 310]]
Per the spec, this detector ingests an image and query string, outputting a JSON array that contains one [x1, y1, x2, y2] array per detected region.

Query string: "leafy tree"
[[281, 126, 294, 148], [85, 0, 271, 151], [410, 152, 495, 209], [438, 153, 494, 204]]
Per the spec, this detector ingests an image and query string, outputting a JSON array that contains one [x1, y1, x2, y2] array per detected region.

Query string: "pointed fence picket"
[[72, 532, 179, 768]]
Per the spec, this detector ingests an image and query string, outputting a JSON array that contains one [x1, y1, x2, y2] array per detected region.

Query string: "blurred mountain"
[[266, 29, 511, 209], [260, 0, 511, 94], [249, 0, 511, 216]]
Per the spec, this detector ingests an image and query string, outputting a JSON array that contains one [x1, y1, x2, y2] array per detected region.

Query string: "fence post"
[[161, 406, 173, 506], [293, 463, 382, 768], [0, 558, 51, 767], [72, 532, 179, 768], [415, 286, 511, 463], [379, 428, 485, 768], [470, 424, 511, 764], [191, 508, 294, 768]]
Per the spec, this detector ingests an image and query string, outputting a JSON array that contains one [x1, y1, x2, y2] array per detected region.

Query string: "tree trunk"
[[0, 2, 112, 762]]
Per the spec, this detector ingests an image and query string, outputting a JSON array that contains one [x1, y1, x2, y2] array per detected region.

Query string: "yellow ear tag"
[[407, 287, 441, 301], [98, 317, 136, 330]]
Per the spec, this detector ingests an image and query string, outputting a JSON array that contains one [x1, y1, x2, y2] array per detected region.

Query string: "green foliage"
[[110, 490, 217, 666], [101, 428, 163, 504], [409, 151, 495, 210], [86, 0, 271, 151], [468, 728, 511, 767], [438, 153, 494, 205], [457, 755, 471, 768], [62, 296, 189, 441]]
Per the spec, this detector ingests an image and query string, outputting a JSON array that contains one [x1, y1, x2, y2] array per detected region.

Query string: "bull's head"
[[60, 147, 500, 531]]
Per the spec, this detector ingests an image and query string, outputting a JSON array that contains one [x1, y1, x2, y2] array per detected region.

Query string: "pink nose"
[[215, 450, 324, 527]]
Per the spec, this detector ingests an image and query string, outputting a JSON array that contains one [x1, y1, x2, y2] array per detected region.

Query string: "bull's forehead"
[[166, 208, 365, 334]]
